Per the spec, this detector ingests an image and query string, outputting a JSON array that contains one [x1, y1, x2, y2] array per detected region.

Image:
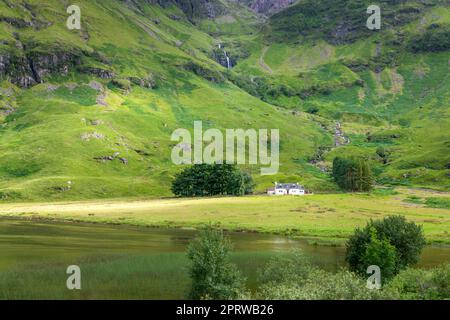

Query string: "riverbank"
[[0, 188, 449, 245]]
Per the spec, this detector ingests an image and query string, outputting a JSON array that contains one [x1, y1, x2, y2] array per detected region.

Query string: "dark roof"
[[275, 183, 304, 190]]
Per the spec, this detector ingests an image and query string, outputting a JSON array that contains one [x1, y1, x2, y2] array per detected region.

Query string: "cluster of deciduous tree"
[[332, 157, 373, 192], [171, 164, 254, 197]]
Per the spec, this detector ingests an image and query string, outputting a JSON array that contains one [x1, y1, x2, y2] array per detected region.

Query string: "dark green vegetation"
[[256, 250, 449, 300], [172, 164, 254, 197], [404, 195, 450, 209], [332, 157, 373, 191], [346, 215, 426, 279], [187, 226, 247, 299], [0, 0, 448, 200]]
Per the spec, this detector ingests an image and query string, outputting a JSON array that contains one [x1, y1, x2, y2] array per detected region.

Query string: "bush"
[[257, 251, 313, 287], [346, 216, 426, 278], [386, 264, 450, 300], [376, 146, 391, 164], [424, 197, 450, 210], [257, 251, 392, 300], [187, 227, 247, 300], [171, 164, 254, 197]]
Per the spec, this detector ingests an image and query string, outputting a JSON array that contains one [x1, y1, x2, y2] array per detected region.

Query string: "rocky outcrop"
[[80, 67, 115, 79], [81, 132, 105, 141], [94, 152, 128, 165], [247, 0, 296, 15], [0, 53, 37, 88], [0, 46, 115, 88], [146, 0, 226, 20], [183, 62, 225, 83], [128, 73, 157, 89]]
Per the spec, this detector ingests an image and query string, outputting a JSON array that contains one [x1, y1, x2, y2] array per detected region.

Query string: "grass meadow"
[[1, 188, 449, 245]]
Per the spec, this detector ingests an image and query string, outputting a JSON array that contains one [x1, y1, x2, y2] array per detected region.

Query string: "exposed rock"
[[28, 51, 81, 82], [81, 132, 105, 141], [111, 78, 131, 90], [148, 0, 225, 20], [65, 83, 78, 90], [46, 84, 59, 92], [247, 0, 296, 15], [81, 67, 115, 79], [94, 152, 128, 165], [88, 80, 104, 91], [134, 149, 151, 156], [96, 92, 108, 106], [0, 17, 33, 28], [128, 74, 156, 89], [90, 119, 104, 126], [169, 14, 182, 21], [183, 62, 225, 83], [5, 46, 81, 88], [0, 101, 16, 116], [94, 155, 115, 162]]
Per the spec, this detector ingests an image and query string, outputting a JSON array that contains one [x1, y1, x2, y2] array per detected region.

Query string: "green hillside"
[[0, 0, 448, 201]]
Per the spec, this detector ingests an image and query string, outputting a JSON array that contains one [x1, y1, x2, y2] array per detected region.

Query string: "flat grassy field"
[[1, 188, 448, 245]]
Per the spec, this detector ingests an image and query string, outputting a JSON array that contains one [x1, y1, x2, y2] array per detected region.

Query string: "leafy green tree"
[[171, 164, 254, 197], [187, 227, 247, 300], [346, 216, 426, 278], [332, 157, 373, 192], [361, 228, 397, 281]]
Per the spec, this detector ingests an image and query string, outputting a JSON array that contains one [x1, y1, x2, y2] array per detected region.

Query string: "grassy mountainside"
[[232, 0, 450, 190], [0, 0, 448, 201]]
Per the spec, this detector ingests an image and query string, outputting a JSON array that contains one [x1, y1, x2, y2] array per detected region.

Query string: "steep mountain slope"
[[231, 0, 450, 189], [0, 0, 448, 201], [0, 0, 331, 201]]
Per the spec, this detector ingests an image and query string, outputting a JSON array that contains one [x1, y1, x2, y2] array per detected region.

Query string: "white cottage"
[[267, 182, 305, 196]]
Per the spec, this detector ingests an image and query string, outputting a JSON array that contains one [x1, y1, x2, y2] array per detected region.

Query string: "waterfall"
[[225, 53, 231, 69], [218, 44, 231, 69]]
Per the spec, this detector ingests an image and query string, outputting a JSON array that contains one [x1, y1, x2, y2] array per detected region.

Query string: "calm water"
[[1, 218, 448, 270], [0, 218, 449, 299]]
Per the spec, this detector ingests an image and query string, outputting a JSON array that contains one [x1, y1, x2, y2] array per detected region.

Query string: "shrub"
[[424, 197, 450, 210], [187, 227, 247, 300], [376, 146, 391, 164], [306, 106, 319, 114], [386, 264, 450, 300], [346, 216, 426, 278], [257, 251, 313, 286], [257, 251, 392, 300]]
